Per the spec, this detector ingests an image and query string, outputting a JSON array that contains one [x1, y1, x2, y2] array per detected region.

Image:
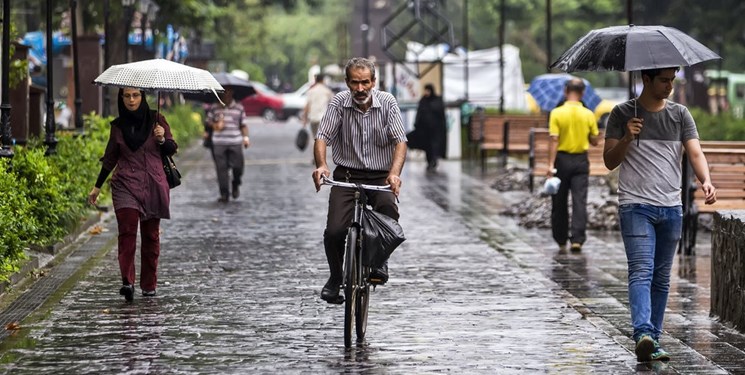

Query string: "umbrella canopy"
[[550, 25, 721, 72], [527, 73, 602, 112], [182, 72, 256, 103], [93, 59, 224, 94]]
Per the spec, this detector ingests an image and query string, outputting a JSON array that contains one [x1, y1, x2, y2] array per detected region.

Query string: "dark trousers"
[[212, 144, 245, 198], [425, 131, 443, 168], [551, 152, 589, 246], [324, 167, 399, 283], [115, 208, 160, 291]]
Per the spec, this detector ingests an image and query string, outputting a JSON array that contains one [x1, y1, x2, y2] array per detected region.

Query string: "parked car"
[[241, 81, 285, 121], [280, 82, 312, 120], [280, 81, 347, 120]]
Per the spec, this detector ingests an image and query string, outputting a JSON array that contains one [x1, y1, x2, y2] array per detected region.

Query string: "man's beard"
[[352, 90, 371, 105]]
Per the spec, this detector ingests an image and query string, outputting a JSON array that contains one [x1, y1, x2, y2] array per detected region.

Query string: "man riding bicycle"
[[312, 57, 408, 304]]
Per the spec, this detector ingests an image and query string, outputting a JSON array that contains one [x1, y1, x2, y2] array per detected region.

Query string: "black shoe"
[[231, 183, 240, 199], [119, 284, 134, 302], [217, 195, 229, 203], [635, 334, 655, 362], [142, 290, 156, 297], [320, 279, 343, 304], [369, 262, 389, 285]]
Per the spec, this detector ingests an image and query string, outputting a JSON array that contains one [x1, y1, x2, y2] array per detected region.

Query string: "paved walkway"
[[0, 119, 743, 374]]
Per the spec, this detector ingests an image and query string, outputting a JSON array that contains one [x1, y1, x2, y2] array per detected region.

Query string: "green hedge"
[[690, 108, 745, 141], [0, 103, 203, 282]]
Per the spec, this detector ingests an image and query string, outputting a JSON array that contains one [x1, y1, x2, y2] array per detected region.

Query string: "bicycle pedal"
[[327, 295, 344, 305]]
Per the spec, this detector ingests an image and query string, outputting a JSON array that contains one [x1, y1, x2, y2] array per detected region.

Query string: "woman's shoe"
[[119, 284, 134, 302]]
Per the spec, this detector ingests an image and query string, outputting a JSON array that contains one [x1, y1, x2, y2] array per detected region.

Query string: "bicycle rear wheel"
[[343, 227, 359, 348], [355, 264, 370, 341]]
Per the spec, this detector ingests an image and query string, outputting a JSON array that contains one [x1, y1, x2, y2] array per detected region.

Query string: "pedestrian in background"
[[87, 87, 178, 302], [547, 78, 600, 252], [303, 73, 334, 137], [312, 57, 407, 304], [411, 83, 447, 172], [206, 87, 250, 203], [604, 67, 716, 362]]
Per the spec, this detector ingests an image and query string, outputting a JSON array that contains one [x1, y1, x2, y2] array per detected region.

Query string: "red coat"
[[101, 113, 176, 220]]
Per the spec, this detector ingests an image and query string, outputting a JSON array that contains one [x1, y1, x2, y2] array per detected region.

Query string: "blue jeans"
[[618, 204, 682, 342]]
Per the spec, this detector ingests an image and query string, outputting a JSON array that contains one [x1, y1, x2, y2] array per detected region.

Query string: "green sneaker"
[[651, 340, 671, 362], [635, 334, 655, 362]]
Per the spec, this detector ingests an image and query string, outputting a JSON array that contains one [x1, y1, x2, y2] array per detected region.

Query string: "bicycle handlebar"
[[321, 175, 393, 192]]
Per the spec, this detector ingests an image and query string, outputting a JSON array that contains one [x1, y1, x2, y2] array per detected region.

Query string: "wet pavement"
[[0, 118, 744, 374]]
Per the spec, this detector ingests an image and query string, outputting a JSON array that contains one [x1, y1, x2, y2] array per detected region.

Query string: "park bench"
[[692, 145, 745, 213], [680, 141, 745, 254], [468, 111, 548, 172], [528, 128, 611, 192]]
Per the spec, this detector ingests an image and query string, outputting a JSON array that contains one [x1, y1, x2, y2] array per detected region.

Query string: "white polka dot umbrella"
[[93, 59, 225, 110]]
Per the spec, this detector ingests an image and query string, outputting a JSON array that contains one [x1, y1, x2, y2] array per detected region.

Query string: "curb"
[[0, 210, 110, 298]]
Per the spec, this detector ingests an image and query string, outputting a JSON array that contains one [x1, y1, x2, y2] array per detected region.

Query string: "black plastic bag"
[[361, 208, 406, 268], [162, 154, 181, 189], [295, 128, 309, 151]]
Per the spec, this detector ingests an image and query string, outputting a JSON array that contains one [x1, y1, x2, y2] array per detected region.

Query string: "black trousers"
[[212, 144, 244, 198], [324, 166, 399, 283], [551, 152, 589, 246]]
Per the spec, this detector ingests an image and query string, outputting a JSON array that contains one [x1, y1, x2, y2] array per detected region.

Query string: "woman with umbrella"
[[87, 87, 178, 302]]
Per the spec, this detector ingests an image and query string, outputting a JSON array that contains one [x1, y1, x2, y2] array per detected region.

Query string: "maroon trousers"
[[115, 208, 160, 291]]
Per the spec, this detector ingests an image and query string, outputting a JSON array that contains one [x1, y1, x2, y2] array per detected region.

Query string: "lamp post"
[[102, 0, 110, 116], [546, 0, 552, 72], [70, 0, 83, 132], [44, 0, 57, 155], [0, 0, 13, 159], [122, 0, 136, 62]]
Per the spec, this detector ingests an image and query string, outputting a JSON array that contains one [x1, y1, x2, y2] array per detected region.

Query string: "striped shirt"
[[207, 101, 245, 146], [316, 89, 407, 171]]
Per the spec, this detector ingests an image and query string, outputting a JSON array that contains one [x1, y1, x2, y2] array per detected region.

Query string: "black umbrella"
[[550, 25, 721, 72], [551, 25, 721, 146], [182, 72, 256, 103]]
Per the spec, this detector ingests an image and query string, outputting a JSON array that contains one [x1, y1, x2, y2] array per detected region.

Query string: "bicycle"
[[320, 175, 393, 348]]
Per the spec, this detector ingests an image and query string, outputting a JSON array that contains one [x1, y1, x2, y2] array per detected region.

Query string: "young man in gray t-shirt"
[[604, 67, 716, 363]]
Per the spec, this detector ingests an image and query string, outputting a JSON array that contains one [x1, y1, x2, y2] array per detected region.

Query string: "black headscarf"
[[115, 88, 153, 151]]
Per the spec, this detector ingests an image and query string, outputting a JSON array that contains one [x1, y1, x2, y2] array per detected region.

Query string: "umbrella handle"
[[211, 88, 225, 106], [634, 98, 640, 146]]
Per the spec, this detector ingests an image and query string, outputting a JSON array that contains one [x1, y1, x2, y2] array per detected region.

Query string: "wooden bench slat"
[[473, 113, 549, 172], [690, 140, 745, 212]]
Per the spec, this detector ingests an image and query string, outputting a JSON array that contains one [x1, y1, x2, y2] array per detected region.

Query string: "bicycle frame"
[[321, 176, 392, 348]]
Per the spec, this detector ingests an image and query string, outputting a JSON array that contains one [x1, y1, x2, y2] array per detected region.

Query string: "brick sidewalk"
[[0, 120, 742, 374]]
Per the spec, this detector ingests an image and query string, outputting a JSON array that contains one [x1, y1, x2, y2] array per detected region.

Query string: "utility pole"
[[70, 0, 83, 132], [44, 0, 58, 155], [0, 0, 13, 159]]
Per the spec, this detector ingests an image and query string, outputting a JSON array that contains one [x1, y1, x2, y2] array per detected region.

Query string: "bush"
[[690, 108, 745, 141]]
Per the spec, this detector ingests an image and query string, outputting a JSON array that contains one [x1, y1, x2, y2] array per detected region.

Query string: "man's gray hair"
[[345, 57, 376, 81]]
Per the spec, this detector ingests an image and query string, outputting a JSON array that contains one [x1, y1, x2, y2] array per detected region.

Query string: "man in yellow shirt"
[[548, 78, 600, 252]]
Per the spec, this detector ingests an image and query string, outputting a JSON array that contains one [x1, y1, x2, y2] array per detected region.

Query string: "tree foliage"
[[15, 0, 745, 93]]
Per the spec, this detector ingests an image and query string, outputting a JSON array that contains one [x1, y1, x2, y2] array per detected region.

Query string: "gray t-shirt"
[[605, 99, 699, 207]]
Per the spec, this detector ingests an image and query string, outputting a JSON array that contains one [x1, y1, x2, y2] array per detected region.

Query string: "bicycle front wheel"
[[355, 264, 370, 341], [343, 227, 359, 348]]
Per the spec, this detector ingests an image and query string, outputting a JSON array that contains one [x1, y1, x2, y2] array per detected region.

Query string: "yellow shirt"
[[549, 101, 599, 153]]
